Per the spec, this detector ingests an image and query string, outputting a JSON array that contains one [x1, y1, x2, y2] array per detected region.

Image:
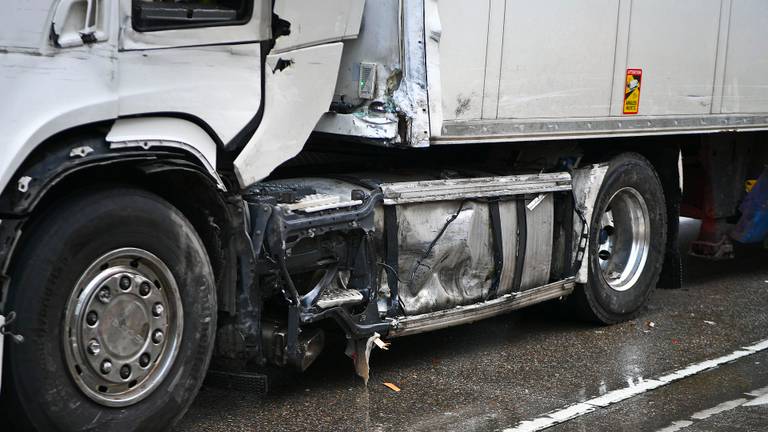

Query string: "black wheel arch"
[[0, 126, 243, 316]]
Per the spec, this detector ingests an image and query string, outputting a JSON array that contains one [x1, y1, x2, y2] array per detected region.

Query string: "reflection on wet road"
[[178, 220, 768, 431]]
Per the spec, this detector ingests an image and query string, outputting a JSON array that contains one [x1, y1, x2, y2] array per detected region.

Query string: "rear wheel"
[[1, 187, 216, 431], [572, 153, 667, 324]]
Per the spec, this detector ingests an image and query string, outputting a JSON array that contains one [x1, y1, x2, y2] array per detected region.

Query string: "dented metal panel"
[[395, 201, 495, 315], [313, 0, 401, 142], [572, 164, 609, 283], [394, 0, 432, 147], [234, 43, 345, 186]]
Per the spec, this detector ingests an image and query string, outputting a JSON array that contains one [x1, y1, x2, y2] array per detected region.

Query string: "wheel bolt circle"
[[86, 311, 98, 326], [139, 353, 151, 368], [119, 276, 132, 290], [152, 303, 164, 317], [152, 330, 164, 344], [100, 360, 112, 374], [97, 287, 111, 304], [120, 364, 131, 380], [139, 281, 151, 297], [87, 339, 101, 355]]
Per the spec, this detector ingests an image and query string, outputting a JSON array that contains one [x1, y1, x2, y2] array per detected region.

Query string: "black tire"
[[571, 153, 667, 324], [1, 187, 216, 431]]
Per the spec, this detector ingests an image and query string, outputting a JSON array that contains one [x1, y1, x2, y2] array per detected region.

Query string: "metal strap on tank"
[[487, 200, 504, 299], [512, 198, 528, 293], [571, 213, 590, 276], [383, 205, 400, 316]]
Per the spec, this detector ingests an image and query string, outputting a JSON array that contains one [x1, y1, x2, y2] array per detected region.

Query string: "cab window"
[[132, 0, 252, 31]]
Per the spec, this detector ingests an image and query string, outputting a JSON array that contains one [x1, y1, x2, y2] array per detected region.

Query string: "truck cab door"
[[116, 0, 271, 148]]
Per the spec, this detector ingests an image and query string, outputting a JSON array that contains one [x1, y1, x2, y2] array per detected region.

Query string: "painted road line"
[[503, 337, 768, 432], [654, 385, 768, 431]]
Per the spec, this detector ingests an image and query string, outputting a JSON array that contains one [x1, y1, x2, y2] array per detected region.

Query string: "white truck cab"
[[1, 1, 767, 430]]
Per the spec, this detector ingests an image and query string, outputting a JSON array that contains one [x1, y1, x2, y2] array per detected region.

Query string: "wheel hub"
[[597, 187, 651, 292], [64, 248, 183, 407]]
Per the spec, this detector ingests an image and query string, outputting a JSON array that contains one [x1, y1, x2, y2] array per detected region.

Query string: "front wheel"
[[1, 187, 216, 431], [572, 153, 667, 324]]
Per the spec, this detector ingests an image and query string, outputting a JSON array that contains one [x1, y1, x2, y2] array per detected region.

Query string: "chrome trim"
[[380, 172, 572, 205], [435, 114, 768, 145], [388, 278, 576, 337]]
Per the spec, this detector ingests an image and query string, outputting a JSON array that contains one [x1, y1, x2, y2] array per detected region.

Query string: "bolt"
[[100, 360, 113, 375], [97, 287, 111, 304], [119, 276, 132, 290], [86, 311, 98, 326], [152, 330, 164, 344], [139, 281, 151, 297], [87, 339, 101, 355], [139, 353, 151, 368], [152, 303, 164, 318], [120, 364, 131, 380]]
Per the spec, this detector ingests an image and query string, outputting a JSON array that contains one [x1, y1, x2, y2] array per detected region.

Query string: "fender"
[[106, 117, 225, 190], [0, 119, 227, 278]]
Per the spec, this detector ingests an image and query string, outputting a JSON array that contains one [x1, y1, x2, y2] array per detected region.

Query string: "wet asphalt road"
[[178, 220, 768, 432]]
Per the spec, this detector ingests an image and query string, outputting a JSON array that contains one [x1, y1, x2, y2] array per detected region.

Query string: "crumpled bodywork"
[[396, 201, 495, 315]]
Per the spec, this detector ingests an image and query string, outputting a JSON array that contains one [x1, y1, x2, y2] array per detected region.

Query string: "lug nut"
[[152, 330, 164, 344], [87, 339, 101, 356], [139, 281, 151, 297], [152, 303, 164, 318], [97, 287, 111, 304], [119, 276, 132, 290], [139, 353, 151, 368], [120, 276, 131, 291], [100, 360, 112, 375], [86, 311, 99, 326], [120, 365, 131, 380], [598, 250, 612, 260]]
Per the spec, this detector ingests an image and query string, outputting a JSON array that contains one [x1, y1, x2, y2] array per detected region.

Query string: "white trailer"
[[0, 1, 766, 430]]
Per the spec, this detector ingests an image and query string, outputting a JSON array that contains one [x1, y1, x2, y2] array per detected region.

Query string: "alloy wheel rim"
[[596, 187, 651, 292]]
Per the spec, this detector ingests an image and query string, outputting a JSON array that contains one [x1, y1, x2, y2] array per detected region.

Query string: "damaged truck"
[[2, 0, 768, 430]]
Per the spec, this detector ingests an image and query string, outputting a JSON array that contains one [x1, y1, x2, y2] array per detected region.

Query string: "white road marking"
[[690, 398, 748, 420], [502, 337, 768, 432], [744, 386, 768, 407], [654, 385, 768, 431]]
